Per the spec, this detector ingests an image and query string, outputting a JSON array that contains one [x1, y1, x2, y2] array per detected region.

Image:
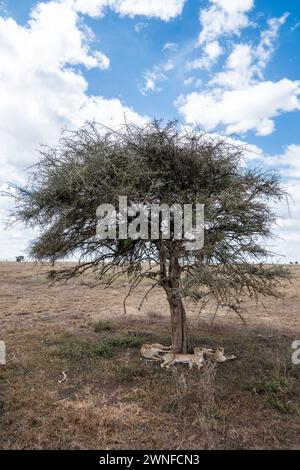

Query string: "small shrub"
[[90, 344, 112, 358], [48, 341, 87, 359], [114, 364, 150, 383], [94, 320, 113, 332], [49, 340, 112, 359], [106, 334, 144, 348], [247, 378, 288, 395], [244, 377, 293, 413], [267, 396, 291, 413]]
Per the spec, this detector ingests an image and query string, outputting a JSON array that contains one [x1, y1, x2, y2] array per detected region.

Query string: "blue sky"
[[0, 0, 300, 260]]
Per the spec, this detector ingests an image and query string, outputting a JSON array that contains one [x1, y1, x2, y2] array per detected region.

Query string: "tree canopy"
[[8, 120, 289, 352]]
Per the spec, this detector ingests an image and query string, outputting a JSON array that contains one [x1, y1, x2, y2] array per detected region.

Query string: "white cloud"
[[256, 13, 288, 73], [222, 136, 263, 161], [190, 0, 254, 70], [163, 42, 178, 52], [183, 77, 195, 86], [204, 39, 222, 59], [198, 0, 254, 45], [0, 0, 149, 258], [134, 21, 149, 33], [211, 13, 288, 89], [177, 79, 300, 136], [28, 1, 110, 70], [78, 95, 146, 126], [0, 224, 38, 260], [0, 1, 147, 175], [210, 43, 253, 88], [269, 181, 300, 261], [188, 40, 222, 70], [74, 0, 186, 21], [291, 22, 300, 32], [139, 60, 175, 95], [179, 13, 296, 136], [266, 145, 300, 177], [0, 1, 8, 15], [183, 77, 202, 87]]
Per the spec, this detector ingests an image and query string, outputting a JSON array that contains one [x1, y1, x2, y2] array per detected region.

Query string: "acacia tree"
[[8, 121, 289, 353]]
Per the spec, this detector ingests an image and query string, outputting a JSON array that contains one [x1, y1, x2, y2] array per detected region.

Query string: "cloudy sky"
[[0, 0, 299, 261]]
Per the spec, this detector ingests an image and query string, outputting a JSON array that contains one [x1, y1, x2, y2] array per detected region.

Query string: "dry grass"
[[0, 262, 300, 449]]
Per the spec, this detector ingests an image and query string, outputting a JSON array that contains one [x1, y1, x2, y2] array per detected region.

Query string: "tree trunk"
[[167, 294, 192, 353], [164, 255, 193, 354]]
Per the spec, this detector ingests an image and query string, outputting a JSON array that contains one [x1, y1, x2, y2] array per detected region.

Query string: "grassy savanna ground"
[[0, 262, 299, 449]]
